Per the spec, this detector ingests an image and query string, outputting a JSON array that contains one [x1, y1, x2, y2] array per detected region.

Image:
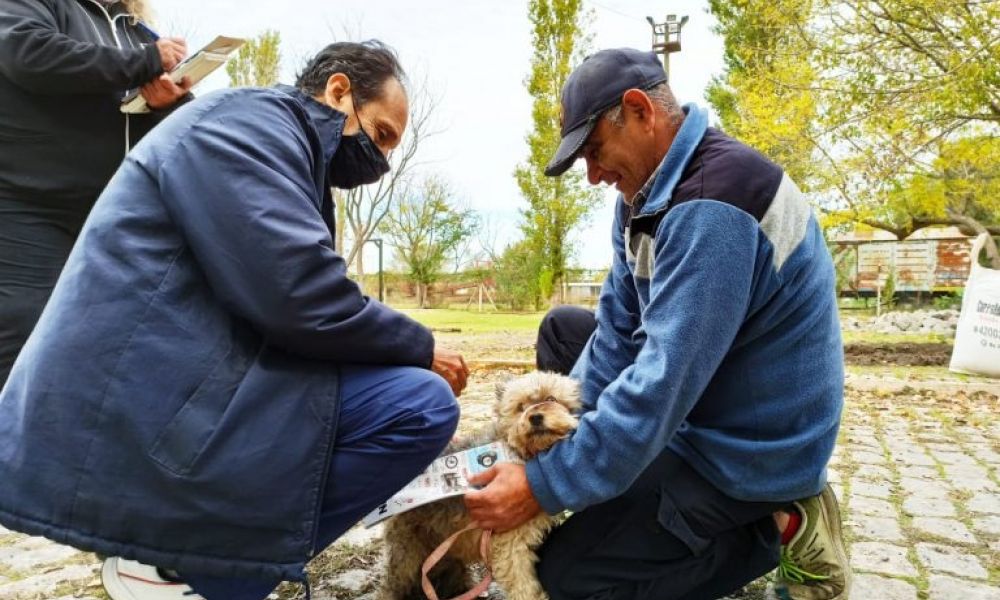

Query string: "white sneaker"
[[101, 556, 205, 599]]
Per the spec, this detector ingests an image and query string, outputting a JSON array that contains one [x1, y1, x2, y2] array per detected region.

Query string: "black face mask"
[[328, 122, 390, 189]]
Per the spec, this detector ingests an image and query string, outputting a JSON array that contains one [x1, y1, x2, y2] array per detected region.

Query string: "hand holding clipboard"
[[121, 35, 245, 114]]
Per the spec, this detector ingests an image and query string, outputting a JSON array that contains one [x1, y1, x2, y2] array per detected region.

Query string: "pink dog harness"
[[421, 525, 493, 600], [422, 401, 558, 599]]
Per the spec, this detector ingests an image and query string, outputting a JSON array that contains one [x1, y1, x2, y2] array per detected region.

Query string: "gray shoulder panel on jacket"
[[759, 173, 811, 271]]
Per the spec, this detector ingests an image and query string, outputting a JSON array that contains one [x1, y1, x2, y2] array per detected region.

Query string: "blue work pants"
[[184, 364, 459, 599]]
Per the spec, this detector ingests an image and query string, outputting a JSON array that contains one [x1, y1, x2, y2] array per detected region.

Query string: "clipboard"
[[121, 35, 245, 114]]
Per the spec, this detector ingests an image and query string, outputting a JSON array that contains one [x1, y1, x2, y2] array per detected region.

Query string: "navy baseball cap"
[[544, 48, 667, 177]]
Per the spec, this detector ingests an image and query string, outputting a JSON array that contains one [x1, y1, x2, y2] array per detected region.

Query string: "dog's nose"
[[529, 414, 544, 427]]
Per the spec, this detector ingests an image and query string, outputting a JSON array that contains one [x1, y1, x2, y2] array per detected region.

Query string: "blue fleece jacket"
[[526, 105, 844, 513]]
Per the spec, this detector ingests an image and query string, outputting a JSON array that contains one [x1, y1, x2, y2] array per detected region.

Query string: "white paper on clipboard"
[[121, 36, 245, 114]]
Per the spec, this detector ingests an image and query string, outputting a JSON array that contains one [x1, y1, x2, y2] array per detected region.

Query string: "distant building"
[[830, 227, 974, 295], [564, 281, 602, 304]]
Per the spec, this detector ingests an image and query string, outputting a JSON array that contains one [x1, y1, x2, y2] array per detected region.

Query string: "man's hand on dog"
[[464, 463, 541, 532], [431, 347, 469, 396]]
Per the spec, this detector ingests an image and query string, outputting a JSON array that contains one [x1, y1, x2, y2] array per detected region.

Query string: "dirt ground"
[[432, 330, 539, 363], [843, 342, 954, 366], [438, 327, 958, 368]]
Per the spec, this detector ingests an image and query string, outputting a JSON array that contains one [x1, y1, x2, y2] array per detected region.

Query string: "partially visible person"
[[0, 0, 191, 387]]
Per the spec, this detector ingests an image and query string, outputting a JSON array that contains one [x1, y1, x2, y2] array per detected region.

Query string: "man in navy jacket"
[[467, 48, 850, 599], [0, 41, 467, 600]]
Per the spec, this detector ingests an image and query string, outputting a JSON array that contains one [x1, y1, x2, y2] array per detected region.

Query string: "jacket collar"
[[276, 84, 347, 165], [634, 103, 709, 217], [79, 0, 129, 21]]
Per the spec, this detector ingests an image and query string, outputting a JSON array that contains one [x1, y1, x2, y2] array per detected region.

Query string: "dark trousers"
[[534, 307, 783, 599], [0, 197, 91, 388], [183, 365, 459, 599], [536, 305, 597, 375]]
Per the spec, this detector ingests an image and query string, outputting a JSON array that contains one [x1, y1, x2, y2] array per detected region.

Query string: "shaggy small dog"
[[378, 371, 580, 600]]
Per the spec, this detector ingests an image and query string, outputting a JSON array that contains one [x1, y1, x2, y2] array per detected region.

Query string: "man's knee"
[[338, 365, 459, 453], [403, 368, 460, 445], [537, 305, 596, 375], [540, 305, 595, 338]]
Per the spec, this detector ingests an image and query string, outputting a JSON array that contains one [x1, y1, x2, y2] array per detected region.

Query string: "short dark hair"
[[295, 40, 406, 107]]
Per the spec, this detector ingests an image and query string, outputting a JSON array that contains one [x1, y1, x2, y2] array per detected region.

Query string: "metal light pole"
[[646, 14, 689, 82], [367, 238, 384, 303]]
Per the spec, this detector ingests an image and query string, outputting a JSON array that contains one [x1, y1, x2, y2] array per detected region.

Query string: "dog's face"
[[494, 372, 581, 460]]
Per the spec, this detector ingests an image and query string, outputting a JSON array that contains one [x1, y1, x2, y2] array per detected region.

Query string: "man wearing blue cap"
[[466, 48, 849, 599]]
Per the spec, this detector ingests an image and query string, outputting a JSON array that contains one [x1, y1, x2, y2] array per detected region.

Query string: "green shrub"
[[881, 269, 896, 310], [493, 240, 546, 311], [932, 291, 963, 310]]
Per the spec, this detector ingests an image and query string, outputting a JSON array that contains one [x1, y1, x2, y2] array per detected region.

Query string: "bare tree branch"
[[340, 73, 444, 276]]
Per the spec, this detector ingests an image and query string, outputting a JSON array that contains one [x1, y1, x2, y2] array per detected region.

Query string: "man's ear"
[[323, 73, 352, 110], [621, 88, 656, 129]]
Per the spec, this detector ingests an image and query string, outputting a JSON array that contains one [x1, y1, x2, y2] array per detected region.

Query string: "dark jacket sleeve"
[[156, 93, 435, 367], [0, 0, 161, 94]]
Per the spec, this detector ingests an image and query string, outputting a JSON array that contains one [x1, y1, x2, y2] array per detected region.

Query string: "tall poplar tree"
[[514, 0, 601, 305], [226, 30, 281, 88]]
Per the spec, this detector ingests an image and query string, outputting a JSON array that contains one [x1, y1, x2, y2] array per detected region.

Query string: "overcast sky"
[[155, 1, 725, 270]]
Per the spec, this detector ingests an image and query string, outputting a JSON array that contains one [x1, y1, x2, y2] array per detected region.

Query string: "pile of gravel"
[[841, 309, 959, 335]]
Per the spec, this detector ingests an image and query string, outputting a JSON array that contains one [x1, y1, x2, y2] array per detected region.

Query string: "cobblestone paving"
[[1, 376, 998, 599]]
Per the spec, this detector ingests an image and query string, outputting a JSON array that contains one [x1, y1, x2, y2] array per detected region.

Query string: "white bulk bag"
[[950, 233, 1000, 377]]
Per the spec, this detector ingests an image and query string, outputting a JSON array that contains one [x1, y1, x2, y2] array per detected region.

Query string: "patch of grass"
[[877, 415, 931, 597], [845, 365, 991, 383], [927, 408, 956, 429], [841, 331, 953, 345], [273, 540, 384, 600], [966, 412, 998, 429], [728, 576, 771, 599], [841, 412, 929, 591], [399, 308, 546, 333], [834, 415, 857, 545], [926, 410, 1000, 585], [51, 576, 110, 600]]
